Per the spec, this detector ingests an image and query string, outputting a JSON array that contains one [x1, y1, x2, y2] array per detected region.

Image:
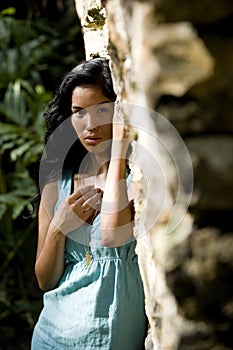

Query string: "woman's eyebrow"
[[71, 106, 83, 111], [97, 101, 112, 105], [72, 101, 111, 110]]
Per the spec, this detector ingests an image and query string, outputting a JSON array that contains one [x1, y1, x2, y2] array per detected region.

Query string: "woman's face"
[[71, 86, 114, 153]]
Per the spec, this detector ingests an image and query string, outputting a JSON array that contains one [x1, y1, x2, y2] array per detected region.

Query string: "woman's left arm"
[[101, 112, 134, 247]]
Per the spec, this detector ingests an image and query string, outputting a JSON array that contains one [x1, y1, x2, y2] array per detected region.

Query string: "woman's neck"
[[90, 149, 110, 175], [77, 151, 109, 177]]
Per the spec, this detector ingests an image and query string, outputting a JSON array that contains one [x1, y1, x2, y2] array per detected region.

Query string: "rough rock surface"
[[75, 1, 233, 348]]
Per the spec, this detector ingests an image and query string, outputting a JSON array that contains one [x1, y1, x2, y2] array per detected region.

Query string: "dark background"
[[0, 1, 85, 348]]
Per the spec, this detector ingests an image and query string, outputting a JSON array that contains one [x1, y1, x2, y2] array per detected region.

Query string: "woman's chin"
[[88, 141, 111, 155]]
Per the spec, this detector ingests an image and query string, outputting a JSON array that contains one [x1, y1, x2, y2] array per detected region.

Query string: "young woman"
[[31, 57, 147, 349]]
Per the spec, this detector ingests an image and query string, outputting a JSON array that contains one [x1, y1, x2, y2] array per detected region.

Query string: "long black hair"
[[39, 57, 117, 192]]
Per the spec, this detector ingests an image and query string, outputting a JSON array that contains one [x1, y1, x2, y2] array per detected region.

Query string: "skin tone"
[[35, 85, 134, 291]]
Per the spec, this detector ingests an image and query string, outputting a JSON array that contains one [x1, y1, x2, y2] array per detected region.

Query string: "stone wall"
[[75, 1, 233, 349]]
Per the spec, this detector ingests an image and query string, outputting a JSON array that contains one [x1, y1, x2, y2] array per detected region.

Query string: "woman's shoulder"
[[39, 181, 58, 221], [42, 180, 58, 193]]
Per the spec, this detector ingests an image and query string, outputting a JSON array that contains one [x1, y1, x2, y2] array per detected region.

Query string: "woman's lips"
[[84, 137, 102, 145]]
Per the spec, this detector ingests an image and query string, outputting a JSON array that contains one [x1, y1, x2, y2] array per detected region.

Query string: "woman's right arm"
[[35, 182, 102, 291], [35, 182, 66, 291]]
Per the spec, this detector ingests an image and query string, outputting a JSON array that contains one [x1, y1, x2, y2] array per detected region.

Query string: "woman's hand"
[[52, 185, 102, 235], [112, 107, 129, 140], [100, 106, 134, 247], [111, 108, 131, 158]]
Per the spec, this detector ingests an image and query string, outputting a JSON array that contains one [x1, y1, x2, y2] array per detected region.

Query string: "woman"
[[31, 57, 147, 349]]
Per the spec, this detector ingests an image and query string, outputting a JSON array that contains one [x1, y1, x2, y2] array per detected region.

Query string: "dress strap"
[[126, 166, 132, 193]]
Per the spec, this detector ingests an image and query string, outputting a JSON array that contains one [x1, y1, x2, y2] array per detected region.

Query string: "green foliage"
[[0, 16, 57, 88], [0, 5, 84, 346], [0, 121, 43, 221], [0, 8, 53, 236], [0, 13, 52, 339], [0, 29, 52, 229]]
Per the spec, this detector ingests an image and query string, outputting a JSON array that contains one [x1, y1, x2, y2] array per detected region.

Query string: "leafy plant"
[[0, 5, 84, 346], [0, 9, 57, 344], [0, 75, 52, 235], [0, 9, 53, 249]]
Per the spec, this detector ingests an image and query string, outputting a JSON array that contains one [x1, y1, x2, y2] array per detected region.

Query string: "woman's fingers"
[[53, 187, 102, 234], [67, 185, 95, 204], [67, 186, 103, 214], [81, 191, 103, 212]]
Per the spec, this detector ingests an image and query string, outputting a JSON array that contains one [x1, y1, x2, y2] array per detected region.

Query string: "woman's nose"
[[86, 113, 98, 130]]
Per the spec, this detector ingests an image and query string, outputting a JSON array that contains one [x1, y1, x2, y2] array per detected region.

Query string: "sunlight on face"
[[71, 86, 114, 154]]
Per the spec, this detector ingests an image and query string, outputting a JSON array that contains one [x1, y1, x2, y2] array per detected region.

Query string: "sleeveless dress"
[[31, 170, 147, 350]]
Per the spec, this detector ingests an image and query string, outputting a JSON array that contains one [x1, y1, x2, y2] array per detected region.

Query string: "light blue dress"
[[31, 170, 147, 349]]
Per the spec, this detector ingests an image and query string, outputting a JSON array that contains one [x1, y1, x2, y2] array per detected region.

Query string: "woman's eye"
[[73, 109, 86, 117], [96, 107, 108, 114]]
